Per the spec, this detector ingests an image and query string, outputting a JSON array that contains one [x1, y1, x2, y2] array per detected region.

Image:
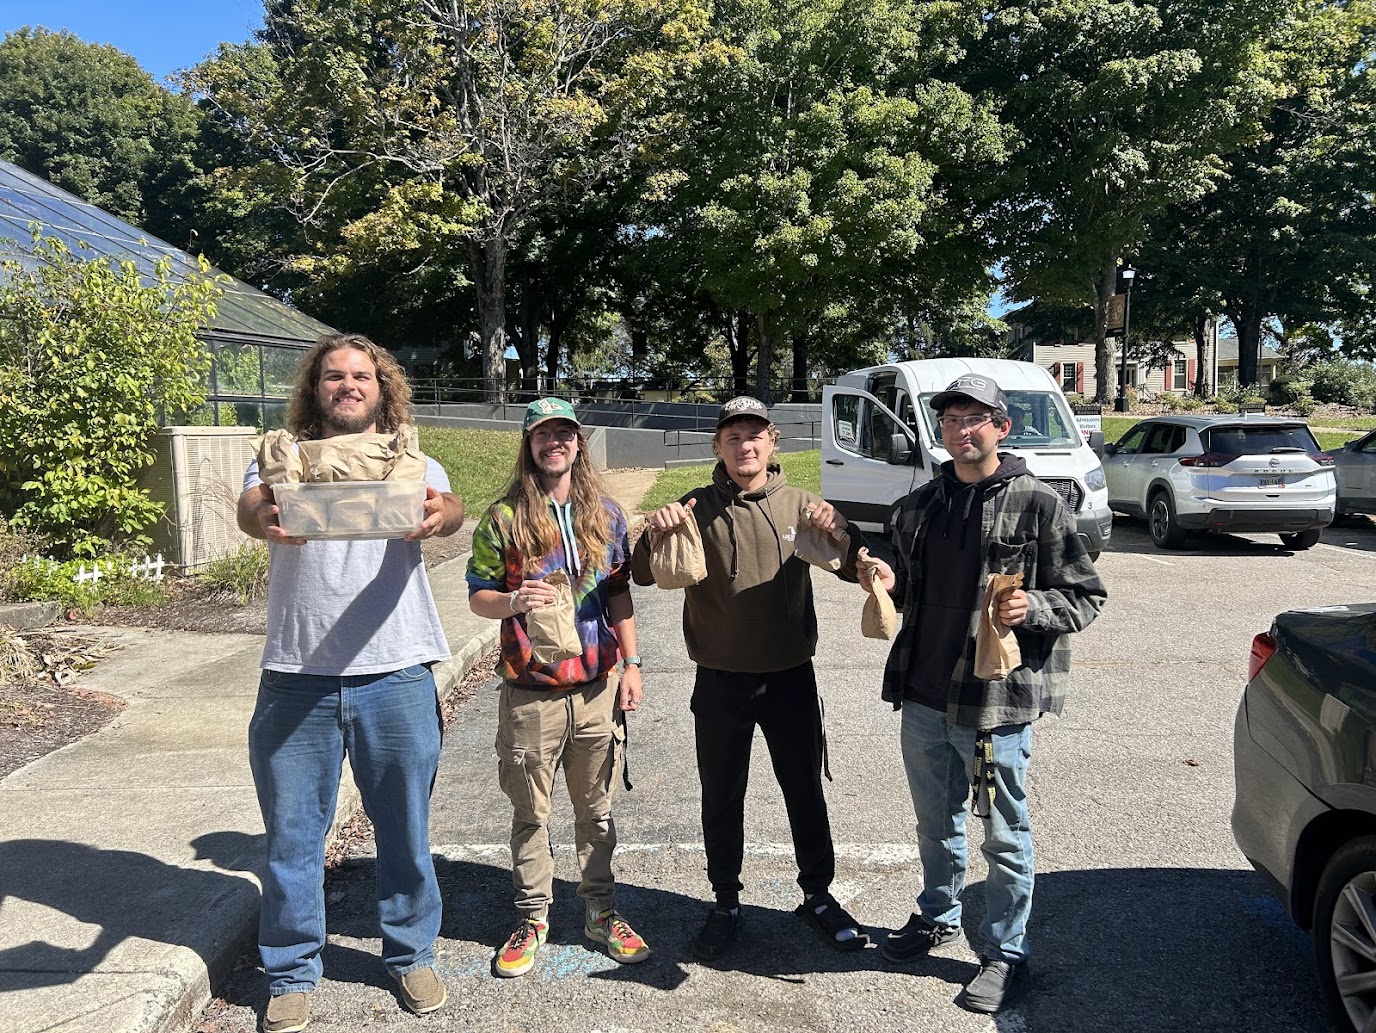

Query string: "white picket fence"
[[20, 553, 167, 584]]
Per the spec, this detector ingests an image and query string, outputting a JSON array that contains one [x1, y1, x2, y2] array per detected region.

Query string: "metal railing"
[[407, 375, 830, 409]]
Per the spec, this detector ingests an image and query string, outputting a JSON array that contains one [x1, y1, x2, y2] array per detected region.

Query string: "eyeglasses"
[[531, 427, 578, 442], [936, 414, 995, 432]]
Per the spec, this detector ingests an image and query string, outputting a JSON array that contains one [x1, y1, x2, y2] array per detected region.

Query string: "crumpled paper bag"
[[973, 571, 1025, 680], [857, 547, 898, 640], [648, 510, 708, 589], [526, 569, 583, 664], [793, 505, 850, 571], [253, 426, 428, 484]]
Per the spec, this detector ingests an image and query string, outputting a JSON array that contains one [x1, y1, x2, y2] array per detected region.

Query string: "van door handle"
[[825, 460, 845, 466]]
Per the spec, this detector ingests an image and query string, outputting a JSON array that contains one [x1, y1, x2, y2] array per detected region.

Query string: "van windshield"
[[919, 390, 1081, 448]]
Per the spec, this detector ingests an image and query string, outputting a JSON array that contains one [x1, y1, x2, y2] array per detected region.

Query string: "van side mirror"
[[1089, 431, 1106, 458], [887, 432, 919, 467]]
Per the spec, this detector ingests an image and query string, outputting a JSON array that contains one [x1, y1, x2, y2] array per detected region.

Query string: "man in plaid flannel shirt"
[[861, 374, 1106, 1014]]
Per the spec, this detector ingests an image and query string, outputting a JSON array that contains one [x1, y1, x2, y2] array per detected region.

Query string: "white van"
[[821, 357, 1113, 558]]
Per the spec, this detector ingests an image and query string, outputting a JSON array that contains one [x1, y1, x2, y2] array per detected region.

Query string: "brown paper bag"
[[253, 429, 304, 485], [974, 571, 1025, 680], [526, 569, 583, 664], [298, 427, 425, 482], [794, 506, 850, 571], [857, 547, 898, 640], [648, 511, 708, 589]]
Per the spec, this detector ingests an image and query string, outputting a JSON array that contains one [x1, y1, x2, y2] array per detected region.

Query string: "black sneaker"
[[692, 906, 741, 961], [881, 912, 964, 963], [960, 957, 1030, 1014]]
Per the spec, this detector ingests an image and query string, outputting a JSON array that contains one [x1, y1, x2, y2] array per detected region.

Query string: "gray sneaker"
[[960, 957, 1030, 1014], [881, 913, 964, 962]]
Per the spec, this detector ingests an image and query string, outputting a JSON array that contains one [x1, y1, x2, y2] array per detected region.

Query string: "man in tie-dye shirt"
[[466, 397, 648, 978]]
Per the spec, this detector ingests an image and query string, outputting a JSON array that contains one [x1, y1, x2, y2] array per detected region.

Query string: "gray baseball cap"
[[929, 374, 1010, 412]]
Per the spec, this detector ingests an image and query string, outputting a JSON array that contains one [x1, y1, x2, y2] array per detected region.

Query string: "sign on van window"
[[837, 420, 856, 444]]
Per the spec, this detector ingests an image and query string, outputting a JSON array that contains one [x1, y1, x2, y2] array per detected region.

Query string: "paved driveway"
[[202, 516, 1376, 1032]]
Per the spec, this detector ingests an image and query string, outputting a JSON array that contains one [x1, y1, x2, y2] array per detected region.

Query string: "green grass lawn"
[[640, 450, 822, 510], [418, 426, 519, 513]]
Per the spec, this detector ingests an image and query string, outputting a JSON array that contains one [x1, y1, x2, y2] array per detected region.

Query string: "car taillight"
[[1179, 452, 1234, 468], [1313, 452, 1335, 466], [1248, 632, 1277, 681]]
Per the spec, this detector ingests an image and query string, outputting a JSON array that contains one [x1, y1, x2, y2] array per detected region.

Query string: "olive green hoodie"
[[631, 461, 863, 673]]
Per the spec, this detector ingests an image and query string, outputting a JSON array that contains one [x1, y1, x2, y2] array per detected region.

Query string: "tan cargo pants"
[[496, 675, 625, 918]]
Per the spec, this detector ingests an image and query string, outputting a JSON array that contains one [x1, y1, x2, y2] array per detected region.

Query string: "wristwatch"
[[622, 655, 642, 669]]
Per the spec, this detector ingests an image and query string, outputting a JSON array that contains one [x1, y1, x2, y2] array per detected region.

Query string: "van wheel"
[[1148, 492, 1187, 550], [1280, 528, 1321, 551]]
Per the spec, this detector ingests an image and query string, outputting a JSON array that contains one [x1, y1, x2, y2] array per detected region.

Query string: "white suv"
[[1104, 415, 1336, 550]]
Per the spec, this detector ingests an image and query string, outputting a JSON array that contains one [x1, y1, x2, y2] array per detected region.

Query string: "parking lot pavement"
[[200, 517, 1376, 1032]]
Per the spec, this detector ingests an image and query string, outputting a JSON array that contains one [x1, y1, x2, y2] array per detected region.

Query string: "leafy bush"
[[1063, 392, 1085, 406], [4, 552, 167, 615], [1309, 359, 1376, 410], [0, 233, 223, 557], [1268, 375, 1312, 405], [199, 543, 270, 605], [1290, 395, 1317, 417], [1158, 394, 1182, 411], [1179, 396, 1207, 412]]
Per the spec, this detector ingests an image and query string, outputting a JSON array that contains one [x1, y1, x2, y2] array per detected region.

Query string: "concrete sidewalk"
[[0, 554, 499, 1033]]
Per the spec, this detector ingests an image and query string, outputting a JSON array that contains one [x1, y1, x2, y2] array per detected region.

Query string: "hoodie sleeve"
[[1022, 494, 1108, 634]]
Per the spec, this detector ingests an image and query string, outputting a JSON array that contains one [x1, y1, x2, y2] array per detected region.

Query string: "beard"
[[322, 398, 383, 435]]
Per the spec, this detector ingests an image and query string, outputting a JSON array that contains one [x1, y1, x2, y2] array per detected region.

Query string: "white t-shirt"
[[244, 458, 453, 676]]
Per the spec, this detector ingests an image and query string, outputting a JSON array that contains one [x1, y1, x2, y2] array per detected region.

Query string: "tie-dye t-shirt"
[[466, 495, 631, 687]]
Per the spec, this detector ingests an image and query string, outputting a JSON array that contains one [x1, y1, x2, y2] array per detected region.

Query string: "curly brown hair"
[[286, 333, 413, 439]]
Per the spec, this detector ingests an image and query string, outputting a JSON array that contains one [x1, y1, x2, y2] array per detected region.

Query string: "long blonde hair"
[[505, 430, 621, 575]]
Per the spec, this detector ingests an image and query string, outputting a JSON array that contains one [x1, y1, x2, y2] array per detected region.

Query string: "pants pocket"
[[496, 737, 535, 815]]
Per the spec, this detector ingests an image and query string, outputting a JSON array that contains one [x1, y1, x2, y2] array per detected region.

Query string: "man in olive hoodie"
[[631, 396, 867, 962]]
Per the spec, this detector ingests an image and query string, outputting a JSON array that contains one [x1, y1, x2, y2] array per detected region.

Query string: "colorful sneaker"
[[494, 916, 548, 978], [584, 907, 652, 964]]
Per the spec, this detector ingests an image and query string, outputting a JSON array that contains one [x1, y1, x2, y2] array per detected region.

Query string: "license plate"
[[1259, 475, 1283, 487]]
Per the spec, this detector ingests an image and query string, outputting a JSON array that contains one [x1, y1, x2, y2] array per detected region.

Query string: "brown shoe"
[[262, 992, 309, 1033], [393, 966, 447, 1014]]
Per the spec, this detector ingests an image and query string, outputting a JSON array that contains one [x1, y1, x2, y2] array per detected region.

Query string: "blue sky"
[[3, 1, 264, 83]]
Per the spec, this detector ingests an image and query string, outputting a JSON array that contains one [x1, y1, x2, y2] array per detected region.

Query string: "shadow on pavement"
[[0, 831, 261, 992]]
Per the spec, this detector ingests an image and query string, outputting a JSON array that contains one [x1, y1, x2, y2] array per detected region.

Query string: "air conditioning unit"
[[139, 426, 256, 571]]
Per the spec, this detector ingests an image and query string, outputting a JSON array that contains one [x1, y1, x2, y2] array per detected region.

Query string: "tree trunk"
[[755, 312, 773, 404], [725, 312, 751, 397], [1234, 307, 1264, 388], [513, 279, 539, 397], [1093, 255, 1117, 405], [472, 235, 509, 403], [790, 330, 809, 402]]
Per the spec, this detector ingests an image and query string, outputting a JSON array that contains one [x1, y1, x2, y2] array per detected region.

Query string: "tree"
[[189, 0, 710, 400], [1142, 0, 1376, 386], [969, 0, 1284, 402], [0, 28, 203, 247], [0, 234, 222, 557]]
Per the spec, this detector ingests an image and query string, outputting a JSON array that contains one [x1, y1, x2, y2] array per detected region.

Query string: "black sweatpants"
[[691, 661, 835, 908]]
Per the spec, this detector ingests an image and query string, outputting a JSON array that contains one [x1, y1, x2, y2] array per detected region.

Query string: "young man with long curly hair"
[[467, 397, 649, 978], [237, 333, 465, 1032]]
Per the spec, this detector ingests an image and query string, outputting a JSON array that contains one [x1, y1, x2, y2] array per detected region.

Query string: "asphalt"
[[0, 551, 500, 1033]]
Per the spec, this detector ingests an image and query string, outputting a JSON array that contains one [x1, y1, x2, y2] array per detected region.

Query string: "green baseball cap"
[[523, 397, 581, 432]]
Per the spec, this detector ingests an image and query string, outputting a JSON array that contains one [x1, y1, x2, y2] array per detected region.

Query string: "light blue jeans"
[[248, 665, 443, 994], [900, 703, 1034, 963]]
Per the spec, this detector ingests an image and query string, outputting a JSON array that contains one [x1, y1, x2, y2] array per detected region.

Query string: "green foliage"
[[198, 543, 270, 605], [416, 427, 524, 516], [1308, 359, 1376, 410], [1158, 394, 1183, 411], [640, 450, 821, 511], [3, 553, 167, 614], [0, 233, 223, 557], [0, 28, 204, 244], [1290, 395, 1317, 417], [1178, 396, 1207, 412], [1268, 374, 1313, 405]]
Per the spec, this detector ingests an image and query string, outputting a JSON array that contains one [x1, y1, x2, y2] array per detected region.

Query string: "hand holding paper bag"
[[974, 571, 1025, 680], [525, 569, 583, 664]]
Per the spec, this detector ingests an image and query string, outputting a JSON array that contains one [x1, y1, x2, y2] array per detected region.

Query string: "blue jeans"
[[900, 703, 1034, 963], [248, 665, 443, 993]]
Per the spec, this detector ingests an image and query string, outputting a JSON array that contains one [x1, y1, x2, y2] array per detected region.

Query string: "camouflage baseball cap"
[[523, 397, 581, 432]]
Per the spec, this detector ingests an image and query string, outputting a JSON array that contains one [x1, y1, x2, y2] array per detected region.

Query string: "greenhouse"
[[0, 159, 335, 429]]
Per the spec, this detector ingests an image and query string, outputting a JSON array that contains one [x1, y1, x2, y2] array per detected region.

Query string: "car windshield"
[[918, 389, 1081, 448], [1203, 424, 1320, 456]]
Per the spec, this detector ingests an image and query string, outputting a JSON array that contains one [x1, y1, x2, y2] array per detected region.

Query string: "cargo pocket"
[[496, 736, 536, 815], [608, 715, 628, 793]]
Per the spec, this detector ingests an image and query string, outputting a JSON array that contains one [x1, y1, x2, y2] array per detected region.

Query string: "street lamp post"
[[1115, 267, 1136, 413]]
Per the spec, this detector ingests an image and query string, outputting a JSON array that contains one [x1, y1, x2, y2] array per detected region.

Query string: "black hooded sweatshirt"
[[905, 453, 1029, 710]]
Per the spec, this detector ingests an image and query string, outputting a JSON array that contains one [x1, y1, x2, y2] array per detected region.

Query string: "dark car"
[[1334, 431, 1376, 519], [1232, 603, 1376, 1033]]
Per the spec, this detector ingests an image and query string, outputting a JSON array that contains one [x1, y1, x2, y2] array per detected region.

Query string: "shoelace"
[[507, 921, 542, 952], [601, 912, 635, 939]]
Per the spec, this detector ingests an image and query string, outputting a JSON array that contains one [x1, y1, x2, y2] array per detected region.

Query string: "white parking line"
[[1315, 542, 1376, 560], [1139, 555, 1175, 566]]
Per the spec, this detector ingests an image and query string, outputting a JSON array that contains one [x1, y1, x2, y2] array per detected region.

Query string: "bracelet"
[[508, 590, 520, 613]]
